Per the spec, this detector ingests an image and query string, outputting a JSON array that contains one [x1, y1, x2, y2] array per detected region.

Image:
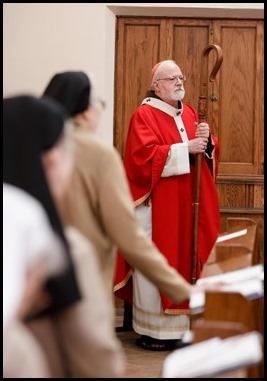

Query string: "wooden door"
[[113, 17, 264, 267]]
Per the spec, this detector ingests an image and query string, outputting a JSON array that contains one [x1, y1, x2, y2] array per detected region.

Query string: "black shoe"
[[136, 335, 178, 351], [173, 339, 192, 350]]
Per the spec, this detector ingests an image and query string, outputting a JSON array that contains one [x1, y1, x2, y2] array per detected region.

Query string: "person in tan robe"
[[42, 72, 193, 352]]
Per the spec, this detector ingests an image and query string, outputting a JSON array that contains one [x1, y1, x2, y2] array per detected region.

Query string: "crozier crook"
[[191, 44, 223, 284]]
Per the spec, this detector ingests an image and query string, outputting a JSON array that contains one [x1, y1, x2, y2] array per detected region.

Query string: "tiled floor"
[[115, 308, 172, 378], [116, 330, 172, 378]]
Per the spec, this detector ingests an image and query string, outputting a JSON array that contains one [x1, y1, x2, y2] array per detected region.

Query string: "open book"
[[162, 331, 263, 378], [190, 265, 264, 313]]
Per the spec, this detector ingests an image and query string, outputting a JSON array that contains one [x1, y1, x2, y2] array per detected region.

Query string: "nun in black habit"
[[3, 95, 81, 313]]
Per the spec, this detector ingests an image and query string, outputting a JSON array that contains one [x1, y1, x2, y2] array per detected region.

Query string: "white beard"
[[176, 89, 185, 101]]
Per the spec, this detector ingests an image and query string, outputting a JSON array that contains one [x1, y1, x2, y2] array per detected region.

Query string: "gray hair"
[[151, 60, 179, 88]]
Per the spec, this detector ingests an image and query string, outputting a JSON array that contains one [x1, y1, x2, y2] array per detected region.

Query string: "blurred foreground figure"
[[3, 95, 125, 378], [3, 183, 66, 378]]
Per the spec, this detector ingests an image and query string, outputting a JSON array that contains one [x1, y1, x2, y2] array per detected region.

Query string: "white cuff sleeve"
[[161, 142, 190, 177]]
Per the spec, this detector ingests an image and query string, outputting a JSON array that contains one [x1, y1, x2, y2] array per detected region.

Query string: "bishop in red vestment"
[[115, 60, 220, 348]]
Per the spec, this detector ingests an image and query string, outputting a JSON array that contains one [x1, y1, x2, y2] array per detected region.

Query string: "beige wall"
[[3, 3, 264, 144]]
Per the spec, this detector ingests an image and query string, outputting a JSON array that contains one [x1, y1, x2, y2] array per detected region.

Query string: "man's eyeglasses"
[[156, 75, 186, 83]]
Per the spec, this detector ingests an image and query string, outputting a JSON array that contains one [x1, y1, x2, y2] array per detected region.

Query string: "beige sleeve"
[[3, 320, 51, 378], [99, 148, 192, 304], [53, 227, 126, 378]]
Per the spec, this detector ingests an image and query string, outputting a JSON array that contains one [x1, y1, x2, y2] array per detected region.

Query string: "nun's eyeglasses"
[[93, 98, 106, 109]]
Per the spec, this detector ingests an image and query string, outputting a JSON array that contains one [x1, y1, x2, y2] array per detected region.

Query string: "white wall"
[[3, 3, 264, 145], [3, 3, 115, 143]]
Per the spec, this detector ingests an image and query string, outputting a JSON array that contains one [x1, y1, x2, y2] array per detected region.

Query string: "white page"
[[196, 264, 263, 286], [216, 229, 247, 243], [190, 278, 263, 312], [162, 331, 262, 378], [190, 265, 264, 312]]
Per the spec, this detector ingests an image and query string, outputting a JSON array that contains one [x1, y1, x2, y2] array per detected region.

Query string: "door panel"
[[171, 19, 211, 116], [213, 20, 264, 176], [114, 18, 168, 156]]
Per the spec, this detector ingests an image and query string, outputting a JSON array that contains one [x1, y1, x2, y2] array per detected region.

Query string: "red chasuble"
[[114, 98, 220, 312]]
